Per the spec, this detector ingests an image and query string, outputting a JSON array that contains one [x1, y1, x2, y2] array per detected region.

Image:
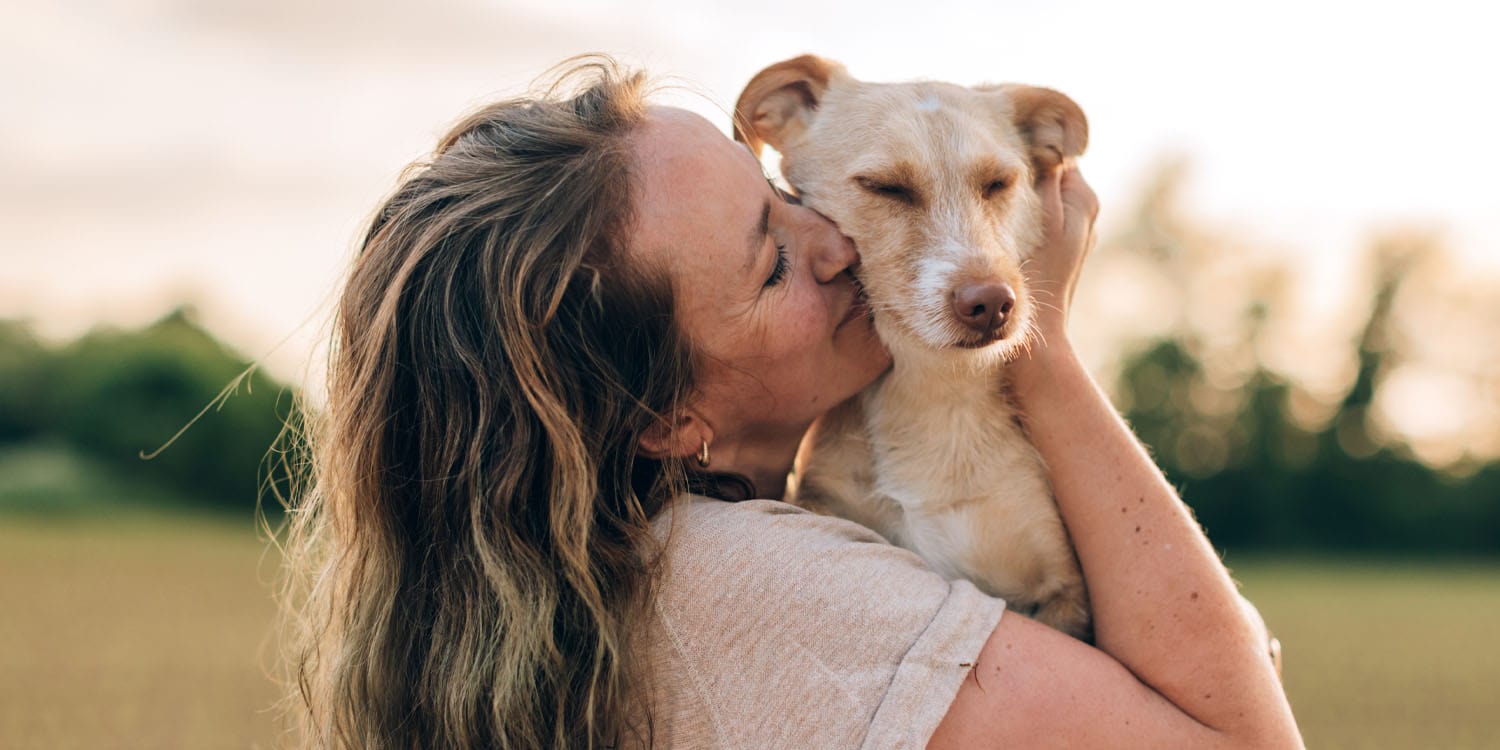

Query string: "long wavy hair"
[[278, 57, 742, 749]]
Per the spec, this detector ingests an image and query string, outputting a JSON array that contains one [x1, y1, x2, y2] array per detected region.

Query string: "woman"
[[282, 58, 1301, 748]]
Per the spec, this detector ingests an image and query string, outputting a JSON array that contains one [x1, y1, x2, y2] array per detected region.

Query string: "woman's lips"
[[838, 285, 871, 330]]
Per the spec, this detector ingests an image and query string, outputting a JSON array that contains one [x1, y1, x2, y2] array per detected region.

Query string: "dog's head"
[[734, 55, 1086, 364]]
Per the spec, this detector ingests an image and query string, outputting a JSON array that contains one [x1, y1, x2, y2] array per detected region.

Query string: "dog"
[[734, 55, 1092, 639]]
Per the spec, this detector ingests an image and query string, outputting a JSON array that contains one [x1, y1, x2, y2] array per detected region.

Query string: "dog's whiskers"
[[1033, 299, 1063, 315]]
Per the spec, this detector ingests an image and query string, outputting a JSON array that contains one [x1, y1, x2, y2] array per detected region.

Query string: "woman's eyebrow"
[[742, 198, 771, 274]]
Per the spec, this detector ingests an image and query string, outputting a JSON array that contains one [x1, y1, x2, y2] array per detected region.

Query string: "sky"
[[3, 0, 1498, 392]]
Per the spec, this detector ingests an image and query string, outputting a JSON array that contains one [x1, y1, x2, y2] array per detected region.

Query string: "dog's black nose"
[[951, 281, 1015, 337]]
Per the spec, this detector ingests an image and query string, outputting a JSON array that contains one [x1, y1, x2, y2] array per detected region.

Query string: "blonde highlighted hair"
[[279, 57, 733, 748]]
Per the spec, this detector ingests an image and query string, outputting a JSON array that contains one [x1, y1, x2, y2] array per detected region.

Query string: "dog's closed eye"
[[982, 178, 1010, 200], [976, 160, 1021, 201], [854, 175, 917, 206]]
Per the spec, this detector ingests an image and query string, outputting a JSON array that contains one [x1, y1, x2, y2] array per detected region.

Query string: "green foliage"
[[1122, 335, 1500, 554], [1098, 159, 1500, 556], [1111, 216, 1499, 555], [0, 309, 299, 516], [0, 321, 51, 442]]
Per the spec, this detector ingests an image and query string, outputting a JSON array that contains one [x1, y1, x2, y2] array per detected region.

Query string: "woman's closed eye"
[[764, 243, 790, 287], [757, 179, 796, 288]]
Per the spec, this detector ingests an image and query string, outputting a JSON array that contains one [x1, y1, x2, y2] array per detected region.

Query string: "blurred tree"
[[0, 308, 299, 515], [1106, 162, 1499, 556], [0, 321, 51, 442]]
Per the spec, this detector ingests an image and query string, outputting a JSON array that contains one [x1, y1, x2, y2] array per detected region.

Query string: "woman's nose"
[[810, 220, 859, 284]]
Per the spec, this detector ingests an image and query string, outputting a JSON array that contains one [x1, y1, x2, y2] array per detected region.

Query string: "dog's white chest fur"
[[795, 359, 1091, 639]]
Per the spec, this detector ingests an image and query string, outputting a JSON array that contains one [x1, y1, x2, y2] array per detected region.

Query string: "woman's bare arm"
[[929, 168, 1301, 748]]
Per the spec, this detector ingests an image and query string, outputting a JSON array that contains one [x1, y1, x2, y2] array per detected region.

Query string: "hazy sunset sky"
[[3, 0, 1497, 385]]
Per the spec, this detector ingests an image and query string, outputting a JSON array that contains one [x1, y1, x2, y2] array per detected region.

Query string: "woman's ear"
[[638, 410, 712, 462]]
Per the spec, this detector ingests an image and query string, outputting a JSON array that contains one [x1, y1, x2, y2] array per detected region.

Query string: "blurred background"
[[2, 1, 1497, 747]]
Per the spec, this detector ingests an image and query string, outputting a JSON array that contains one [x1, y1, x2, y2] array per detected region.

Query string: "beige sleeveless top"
[[633, 495, 1006, 749]]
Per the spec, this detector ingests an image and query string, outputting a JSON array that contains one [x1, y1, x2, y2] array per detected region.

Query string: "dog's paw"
[[1032, 584, 1093, 643]]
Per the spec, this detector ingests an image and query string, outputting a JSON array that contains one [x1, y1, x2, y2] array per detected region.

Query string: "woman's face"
[[628, 107, 889, 453]]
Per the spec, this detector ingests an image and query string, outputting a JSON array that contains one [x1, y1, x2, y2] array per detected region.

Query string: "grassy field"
[[1232, 557, 1500, 749], [0, 515, 282, 749], [3, 517, 1498, 749]]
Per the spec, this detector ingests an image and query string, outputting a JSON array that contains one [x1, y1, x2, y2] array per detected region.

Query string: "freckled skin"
[[627, 107, 890, 491]]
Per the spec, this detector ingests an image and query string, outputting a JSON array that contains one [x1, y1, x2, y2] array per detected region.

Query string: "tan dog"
[[734, 55, 1092, 639]]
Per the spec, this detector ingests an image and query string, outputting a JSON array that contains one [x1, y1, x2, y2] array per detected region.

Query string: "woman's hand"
[[1027, 164, 1099, 342]]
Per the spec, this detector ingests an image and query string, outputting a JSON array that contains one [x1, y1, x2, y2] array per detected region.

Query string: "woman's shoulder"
[[652, 493, 887, 544], [639, 495, 1007, 749], [648, 493, 899, 576], [646, 492, 994, 621]]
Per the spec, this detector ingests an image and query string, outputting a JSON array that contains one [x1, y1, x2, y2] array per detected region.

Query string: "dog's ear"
[[733, 55, 847, 156], [988, 85, 1088, 173]]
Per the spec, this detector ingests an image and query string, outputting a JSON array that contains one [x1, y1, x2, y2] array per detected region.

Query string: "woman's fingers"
[[1039, 164, 1096, 257], [1028, 164, 1101, 337], [1039, 166, 1066, 241], [1059, 167, 1099, 256], [1060, 166, 1099, 223]]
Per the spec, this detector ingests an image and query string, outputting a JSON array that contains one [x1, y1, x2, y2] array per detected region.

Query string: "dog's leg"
[[793, 395, 905, 543], [1031, 573, 1093, 642]]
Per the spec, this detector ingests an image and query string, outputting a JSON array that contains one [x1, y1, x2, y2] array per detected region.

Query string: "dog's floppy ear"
[[734, 55, 847, 156], [989, 85, 1088, 173]]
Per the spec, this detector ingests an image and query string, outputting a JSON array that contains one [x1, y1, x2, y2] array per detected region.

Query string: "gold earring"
[[696, 439, 711, 468]]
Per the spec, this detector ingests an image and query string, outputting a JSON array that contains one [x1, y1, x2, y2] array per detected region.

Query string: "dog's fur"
[[734, 55, 1092, 639]]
